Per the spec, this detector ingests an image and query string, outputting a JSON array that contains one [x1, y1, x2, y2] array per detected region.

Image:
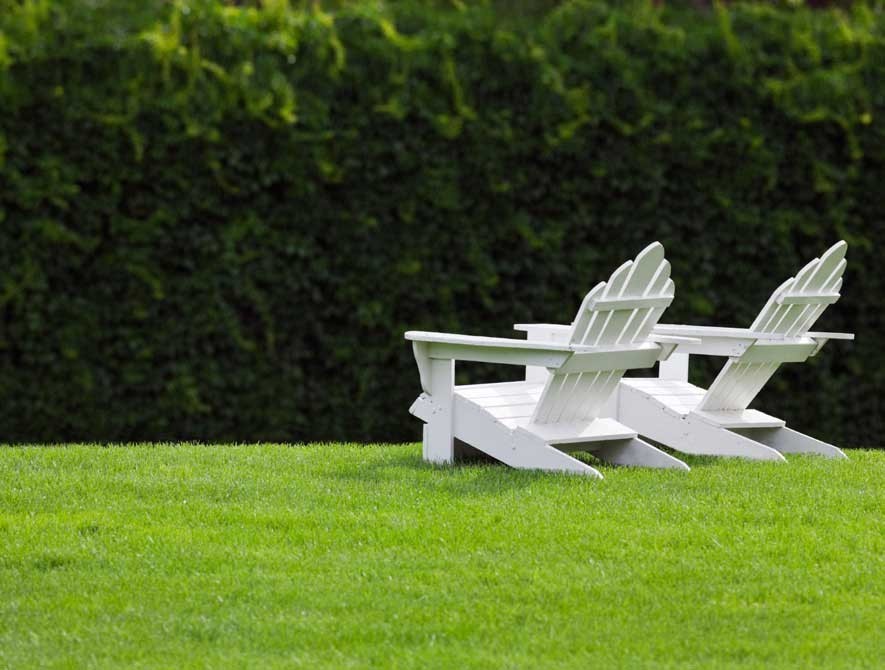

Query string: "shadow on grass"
[[322, 440, 776, 501], [328, 445, 557, 496], [324, 441, 712, 496]]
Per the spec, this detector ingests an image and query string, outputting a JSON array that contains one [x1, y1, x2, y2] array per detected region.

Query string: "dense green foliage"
[[0, 1, 882, 443], [1, 443, 882, 667]]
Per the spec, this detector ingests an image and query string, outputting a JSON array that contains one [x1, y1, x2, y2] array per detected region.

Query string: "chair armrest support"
[[653, 324, 763, 357]]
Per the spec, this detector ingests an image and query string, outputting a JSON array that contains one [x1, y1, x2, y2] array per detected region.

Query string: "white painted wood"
[[524, 366, 550, 383], [698, 241, 849, 413], [407, 331, 572, 371], [406, 330, 577, 350], [512, 325, 566, 383], [412, 341, 432, 394], [532, 242, 675, 425], [653, 324, 772, 339], [425, 342, 570, 369], [425, 358, 455, 463], [664, 338, 754, 357], [466, 392, 541, 408], [750, 241, 847, 336], [599, 386, 619, 421], [659, 352, 689, 381], [555, 344, 660, 374], [456, 380, 544, 398], [513, 323, 571, 341], [513, 326, 694, 380], [738, 340, 818, 364], [617, 381, 786, 461], [618, 378, 785, 427], [593, 438, 690, 471], [806, 331, 855, 340], [692, 409, 785, 429], [778, 292, 840, 305], [655, 325, 767, 357], [517, 417, 637, 445], [612, 241, 852, 460], [406, 242, 691, 475], [408, 332, 666, 372], [651, 334, 700, 346], [590, 295, 674, 311], [807, 331, 855, 357], [412, 392, 603, 476], [732, 427, 847, 459]]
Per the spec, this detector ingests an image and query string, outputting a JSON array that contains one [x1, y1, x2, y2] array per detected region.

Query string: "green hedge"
[[1, 0, 882, 445]]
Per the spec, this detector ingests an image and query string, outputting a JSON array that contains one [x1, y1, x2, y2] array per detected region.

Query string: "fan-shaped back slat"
[[531, 243, 675, 424], [699, 241, 848, 412], [751, 241, 847, 335]]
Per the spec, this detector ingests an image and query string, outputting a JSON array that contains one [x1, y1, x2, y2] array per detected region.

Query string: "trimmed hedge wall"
[[0, 0, 882, 445]]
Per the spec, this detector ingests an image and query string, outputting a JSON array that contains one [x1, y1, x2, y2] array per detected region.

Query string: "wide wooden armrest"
[[653, 324, 771, 340], [405, 332, 585, 390], [807, 331, 855, 341], [652, 325, 854, 358], [406, 330, 665, 393], [406, 330, 577, 352], [651, 324, 768, 357], [806, 331, 855, 356]]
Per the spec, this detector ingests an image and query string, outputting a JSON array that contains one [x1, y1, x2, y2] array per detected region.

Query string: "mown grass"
[[0, 444, 881, 669]]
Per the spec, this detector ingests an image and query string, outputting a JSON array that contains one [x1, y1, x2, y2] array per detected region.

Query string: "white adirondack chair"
[[405, 242, 692, 478], [517, 241, 854, 461]]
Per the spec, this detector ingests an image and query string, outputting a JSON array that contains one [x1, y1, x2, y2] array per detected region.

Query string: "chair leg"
[[506, 431, 603, 477], [618, 383, 787, 461], [414, 392, 602, 476], [424, 359, 455, 463], [733, 427, 848, 460], [592, 437, 690, 471]]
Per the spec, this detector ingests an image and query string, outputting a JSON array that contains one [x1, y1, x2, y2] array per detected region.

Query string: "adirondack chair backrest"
[[531, 242, 675, 424], [697, 241, 848, 412]]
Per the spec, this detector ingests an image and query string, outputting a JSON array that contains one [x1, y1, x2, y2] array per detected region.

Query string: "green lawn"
[[0, 444, 881, 669]]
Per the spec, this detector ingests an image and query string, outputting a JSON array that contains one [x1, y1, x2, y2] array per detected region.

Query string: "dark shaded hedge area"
[[0, 0, 882, 445]]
